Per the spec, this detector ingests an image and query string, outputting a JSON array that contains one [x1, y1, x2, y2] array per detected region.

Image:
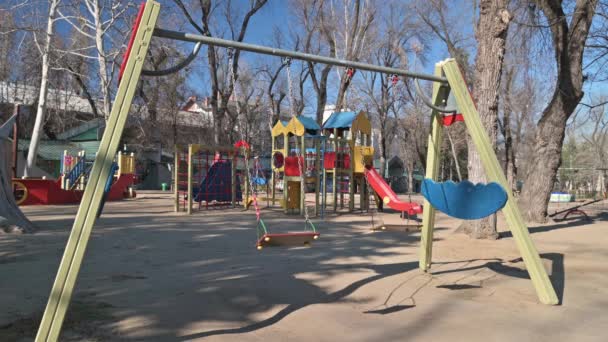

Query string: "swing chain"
[[228, 49, 262, 224], [285, 58, 311, 225]]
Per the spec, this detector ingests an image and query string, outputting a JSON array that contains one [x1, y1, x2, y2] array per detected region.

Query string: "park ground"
[[1, 192, 608, 341]]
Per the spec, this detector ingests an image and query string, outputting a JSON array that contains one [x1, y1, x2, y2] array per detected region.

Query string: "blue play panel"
[[421, 179, 508, 220]]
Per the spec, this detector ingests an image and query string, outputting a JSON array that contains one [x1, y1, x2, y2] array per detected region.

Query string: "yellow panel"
[[286, 181, 301, 209], [272, 120, 287, 137], [286, 116, 305, 136], [353, 146, 374, 173], [351, 111, 372, 136]]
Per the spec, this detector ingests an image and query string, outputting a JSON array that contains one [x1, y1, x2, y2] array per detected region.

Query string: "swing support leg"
[[441, 59, 558, 305], [419, 63, 449, 272], [35, 2, 160, 341]]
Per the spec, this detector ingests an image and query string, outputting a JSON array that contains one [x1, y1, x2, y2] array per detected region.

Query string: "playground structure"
[[60, 150, 90, 191], [271, 116, 322, 215], [321, 111, 373, 212], [34, 2, 560, 340], [173, 144, 246, 215], [12, 151, 136, 206], [269, 111, 421, 219]]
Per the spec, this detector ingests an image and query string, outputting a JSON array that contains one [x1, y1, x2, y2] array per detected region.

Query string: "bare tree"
[[457, 0, 511, 240], [293, 0, 336, 124], [261, 61, 286, 129], [24, 0, 60, 177], [174, 0, 268, 145], [414, 0, 476, 78], [331, 0, 376, 112], [57, 0, 133, 119], [519, 0, 599, 223]]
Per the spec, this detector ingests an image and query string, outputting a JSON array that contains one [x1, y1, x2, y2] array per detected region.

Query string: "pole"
[[12, 104, 20, 179], [152, 28, 448, 84]]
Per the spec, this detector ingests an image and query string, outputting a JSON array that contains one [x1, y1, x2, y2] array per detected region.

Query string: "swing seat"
[[256, 232, 320, 249], [421, 179, 508, 220]]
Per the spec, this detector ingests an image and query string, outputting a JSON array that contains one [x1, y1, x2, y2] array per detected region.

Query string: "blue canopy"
[[297, 116, 321, 130], [323, 111, 357, 129]]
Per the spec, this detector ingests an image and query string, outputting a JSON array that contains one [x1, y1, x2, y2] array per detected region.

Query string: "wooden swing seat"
[[256, 232, 320, 249]]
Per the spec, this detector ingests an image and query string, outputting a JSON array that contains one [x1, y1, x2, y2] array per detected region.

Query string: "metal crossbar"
[[152, 28, 448, 84]]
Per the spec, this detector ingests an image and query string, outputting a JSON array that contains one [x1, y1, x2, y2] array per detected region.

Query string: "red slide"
[[364, 167, 423, 216]]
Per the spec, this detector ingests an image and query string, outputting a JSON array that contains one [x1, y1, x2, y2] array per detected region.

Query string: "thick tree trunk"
[[521, 97, 580, 222], [519, 0, 597, 223], [458, 0, 510, 239], [25, 0, 59, 177]]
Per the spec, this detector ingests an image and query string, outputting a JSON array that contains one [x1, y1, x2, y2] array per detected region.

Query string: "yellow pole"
[[419, 62, 450, 271], [442, 58, 558, 305]]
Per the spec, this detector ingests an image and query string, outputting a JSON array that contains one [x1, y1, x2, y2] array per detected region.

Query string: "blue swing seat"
[[421, 179, 508, 220]]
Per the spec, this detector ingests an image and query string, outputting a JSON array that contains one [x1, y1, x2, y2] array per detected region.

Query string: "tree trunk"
[[458, 0, 510, 239], [446, 129, 463, 181], [502, 67, 517, 191], [93, 1, 111, 119], [521, 98, 580, 222], [407, 165, 414, 193], [519, 0, 598, 223], [25, 0, 59, 177]]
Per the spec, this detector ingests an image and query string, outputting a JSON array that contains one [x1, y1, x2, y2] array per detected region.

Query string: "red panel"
[[323, 152, 351, 169], [285, 156, 304, 176], [107, 174, 136, 200], [323, 152, 336, 169], [14, 179, 82, 205], [442, 114, 464, 126], [14, 174, 135, 205], [118, 2, 146, 83]]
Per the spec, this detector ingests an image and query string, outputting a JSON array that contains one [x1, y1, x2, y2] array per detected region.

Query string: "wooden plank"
[[442, 58, 558, 305], [35, 2, 160, 341], [419, 62, 449, 272]]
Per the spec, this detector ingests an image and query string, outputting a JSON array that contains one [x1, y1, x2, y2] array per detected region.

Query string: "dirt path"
[[1, 192, 607, 341]]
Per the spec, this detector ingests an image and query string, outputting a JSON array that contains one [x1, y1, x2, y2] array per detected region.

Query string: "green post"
[[442, 58, 558, 305], [419, 63, 450, 271], [271, 135, 275, 206], [348, 139, 355, 212], [232, 150, 237, 208], [174, 145, 179, 212], [35, 2, 160, 341], [333, 129, 338, 212], [187, 144, 193, 215], [300, 135, 305, 216], [314, 138, 320, 217], [244, 149, 250, 209]]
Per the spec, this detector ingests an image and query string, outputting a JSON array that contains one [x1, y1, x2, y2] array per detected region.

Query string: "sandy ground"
[[1, 191, 608, 341]]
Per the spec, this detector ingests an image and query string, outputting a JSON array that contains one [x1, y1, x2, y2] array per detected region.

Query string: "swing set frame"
[[35, 1, 558, 341]]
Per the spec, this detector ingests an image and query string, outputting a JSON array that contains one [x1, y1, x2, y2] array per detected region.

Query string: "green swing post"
[[174, 145, 180, 212], [300, 134, 305, 215], [441, 58, 558, 305], [187, 144, 193, 215], [35, 2, 160, 341], [419, 62, 450, 271]]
